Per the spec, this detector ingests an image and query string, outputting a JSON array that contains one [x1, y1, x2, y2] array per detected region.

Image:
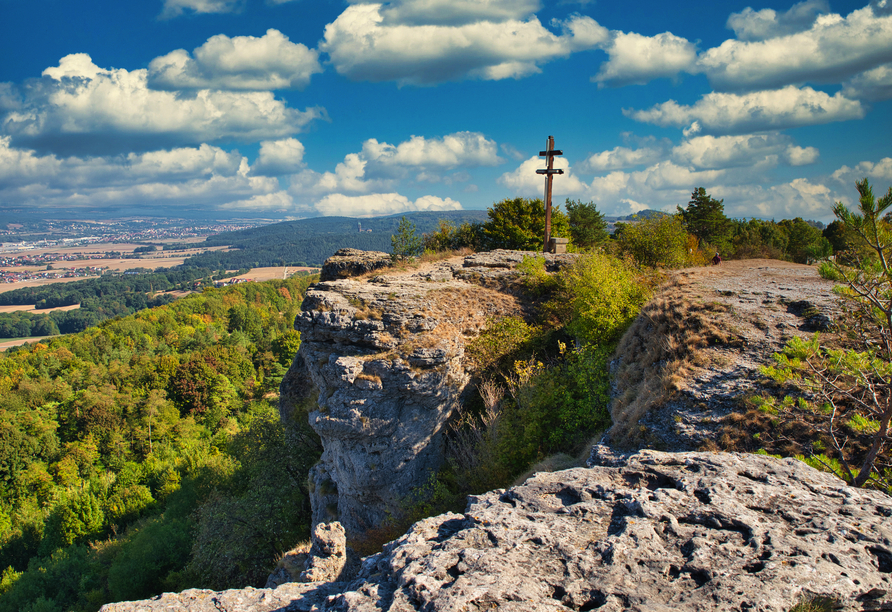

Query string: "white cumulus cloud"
[[832, 157, 892, 184], [580, 145, 663, 172], [359, 0, 542, 26], [625, 85, 864, 135], [148, 30, 322, 91], [160, 0, 243, 19], [1, 54, 325, 155], [726, 0, 829, 41], [251, 138, 306, 176], [670, 134, 818, 169], [497, 155, 587, 196], [313, 192, 461, 217], [320, 4, 607, 85], [843, 63, 892, 100], [699, 5, 892, 91], [0, 136, 283, 211], [594, 31, 698, 87], [361, 132, 502, 168]]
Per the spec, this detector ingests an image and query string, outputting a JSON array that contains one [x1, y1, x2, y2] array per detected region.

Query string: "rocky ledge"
[[101, 449, 892, 612], [290, 249, 574, 536]]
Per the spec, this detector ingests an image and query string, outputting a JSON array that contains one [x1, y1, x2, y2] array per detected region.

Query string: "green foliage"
[[728, 218, 788, 260], [616, 214, 696, 268], [466, 316, 538, 371], [678, 187, 732, 252], [565, 199, 608, 249], [818, 260, 844, 281], [421, 219, 484, 253], [562, 252, 651, 345], [0, 273, 320, 611], [390, 216, 423, 260], [481, 197, 570, 251], [778, 217, 829, 263]]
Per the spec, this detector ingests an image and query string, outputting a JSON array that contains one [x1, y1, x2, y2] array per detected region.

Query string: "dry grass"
[[610, 277, 736, 448]]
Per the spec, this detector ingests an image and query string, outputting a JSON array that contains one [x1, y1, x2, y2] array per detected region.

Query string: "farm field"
[[0, 304, 80, 314]]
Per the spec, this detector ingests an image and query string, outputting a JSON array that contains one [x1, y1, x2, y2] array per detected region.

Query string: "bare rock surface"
[[319, 248, 392, 282], [622, 259, 842, 451], [293, 250, 573, 536], [101, 449, 892, 612]]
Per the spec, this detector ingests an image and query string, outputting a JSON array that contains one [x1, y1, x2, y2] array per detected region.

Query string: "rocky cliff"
[[101, 448, 892, 612], [288, 250, 573, 536]]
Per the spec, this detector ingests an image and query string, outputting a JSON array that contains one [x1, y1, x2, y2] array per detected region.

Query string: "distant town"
[[0, 218, 264, 285]]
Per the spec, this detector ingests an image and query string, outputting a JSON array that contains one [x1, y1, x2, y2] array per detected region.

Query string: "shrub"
[[563, 252, 651, 345], [617, 215, 696, 269]]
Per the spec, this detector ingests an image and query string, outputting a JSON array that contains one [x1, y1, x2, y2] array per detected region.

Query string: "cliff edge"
[[289, 250, 573, 536], [101, 448, 892, 611]]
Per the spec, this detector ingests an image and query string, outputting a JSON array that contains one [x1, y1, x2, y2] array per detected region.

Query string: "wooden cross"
[[536, 135, 563, 252]]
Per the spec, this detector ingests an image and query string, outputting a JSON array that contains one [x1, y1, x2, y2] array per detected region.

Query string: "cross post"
[[536, 135, 563, 252]]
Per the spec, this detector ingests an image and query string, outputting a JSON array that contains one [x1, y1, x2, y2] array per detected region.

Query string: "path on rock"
[[612, 258, 840, 452]]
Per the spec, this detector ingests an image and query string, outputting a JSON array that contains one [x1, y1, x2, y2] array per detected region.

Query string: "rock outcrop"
[[101, 449, 892, 612], [292, 250, 574, 536], [319, 248, 392, 282]]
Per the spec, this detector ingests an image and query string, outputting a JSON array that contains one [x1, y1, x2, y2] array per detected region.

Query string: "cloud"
[[699, 5, 892, 91], [594, 31, 697, 87], [320, 5, 607, 85], [0, 136, 282, 210], [313, 192, 461, 217], [843, 64, 892, 100], [580, 145, 663, 172], [218, 191, 296, 211], [361, 0, 541, 26], [1, 54, 325, 155], [625, 85, 864, 135], [497, 155, 587, 196], [500, 143, 525, 161], [250, 138, 306, 176], [670, 134, 818, 169], [160, 0, 243, 19], [289, 153, 393, 197], [726, 0, 829, 41], [832, 157, 892, 184], [289, 131, 500, 196], [361, 132, 502, 169], [148, 30, 322, 91]]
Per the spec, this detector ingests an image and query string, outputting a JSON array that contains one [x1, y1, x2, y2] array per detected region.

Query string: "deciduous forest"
[[0, 275, 320, 611]]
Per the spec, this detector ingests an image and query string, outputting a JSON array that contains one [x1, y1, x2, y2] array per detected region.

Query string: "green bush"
[[563, 252, 651, 345], [616, 215, 696, 269], [497, 344, 612, 475]]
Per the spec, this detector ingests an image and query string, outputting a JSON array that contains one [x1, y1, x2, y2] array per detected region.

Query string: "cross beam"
[[537, 135, 563, 252]]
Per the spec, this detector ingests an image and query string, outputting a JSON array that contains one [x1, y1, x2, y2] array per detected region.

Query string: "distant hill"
[[180, 210, 489, 268]]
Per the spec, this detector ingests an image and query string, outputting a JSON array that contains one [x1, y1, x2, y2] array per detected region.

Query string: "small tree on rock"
[[391, 217, 423, 260]]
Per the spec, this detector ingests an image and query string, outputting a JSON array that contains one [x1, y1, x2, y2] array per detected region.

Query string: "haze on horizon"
[[1, 0, 891, 223]]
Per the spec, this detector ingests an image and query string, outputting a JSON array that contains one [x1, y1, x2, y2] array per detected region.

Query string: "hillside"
[[98, 258, 892, 612], [179, 210, 489, 269]]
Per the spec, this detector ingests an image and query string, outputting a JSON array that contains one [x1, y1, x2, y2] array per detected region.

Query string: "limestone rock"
[[294, 250, 574, 536], [300, 522, 348, 583], [319, 249, 392, 282], [100, 450, 892, 612]]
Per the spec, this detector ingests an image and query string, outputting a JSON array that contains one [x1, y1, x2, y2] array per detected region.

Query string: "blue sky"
[[1, 0, 891, 222]]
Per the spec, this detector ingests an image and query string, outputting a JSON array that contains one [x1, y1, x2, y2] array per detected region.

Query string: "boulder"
[[100, 449, 892, 612], [319, 249, 392, 282]]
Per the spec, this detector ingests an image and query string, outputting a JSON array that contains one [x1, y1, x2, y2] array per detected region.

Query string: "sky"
[[1, 0, 891, 223]]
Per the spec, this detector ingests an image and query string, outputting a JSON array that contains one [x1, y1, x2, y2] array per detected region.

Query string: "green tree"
[[391, 217, 423, 260], [482, 197, 570, 251], [778, 217, 828, 263], [764, 179, 892, 490], [678, 187, 732, 252], [565, 199, 608, 249], [617, 214, 695, 269]]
